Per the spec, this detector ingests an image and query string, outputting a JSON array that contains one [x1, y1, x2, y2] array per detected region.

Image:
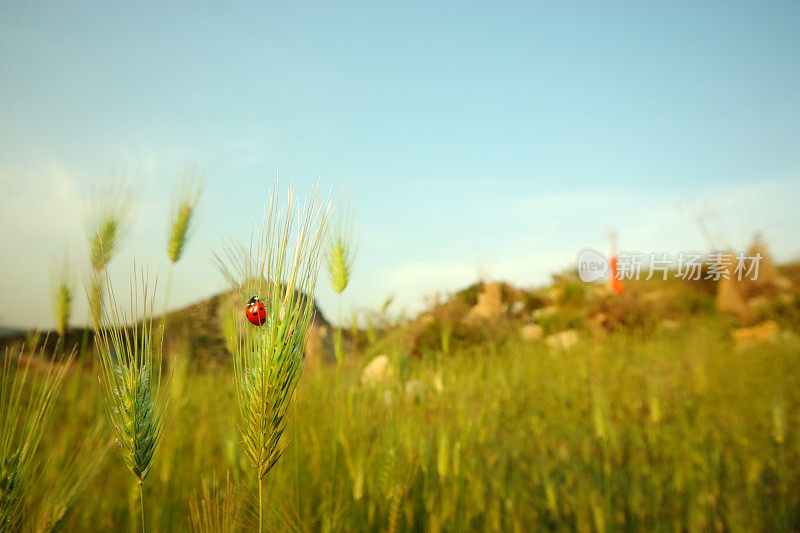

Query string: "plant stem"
[[158, 263, 176, 357], [330, 293, 343, 529], [295, 417, 301, 513], [139, 482, 146, 533], [258, 475, 263, 533]]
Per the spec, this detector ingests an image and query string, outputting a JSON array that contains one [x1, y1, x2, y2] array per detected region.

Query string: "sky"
[[1, 1, 800, 329]]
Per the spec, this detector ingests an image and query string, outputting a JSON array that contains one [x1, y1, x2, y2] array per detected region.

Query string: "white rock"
[[404, 379, 425, 402], [659, 319, 681, 331], [382, 389, 394, 408], [545, 330, 579, 352], [432, 373, 444, 393], [360, 355, 394, 388], [520, 324, 544, 341]]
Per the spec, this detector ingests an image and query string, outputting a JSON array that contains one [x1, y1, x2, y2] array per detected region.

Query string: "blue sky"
[[2, 2, 800, 328]]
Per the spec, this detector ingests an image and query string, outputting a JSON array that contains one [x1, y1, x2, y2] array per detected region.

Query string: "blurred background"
[[2, 1, 799, 329], [2, 3, 800, 532]]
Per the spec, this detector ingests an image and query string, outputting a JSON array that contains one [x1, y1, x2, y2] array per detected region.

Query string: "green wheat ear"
[[0, 341, 73, 531], [213, 178, 331, 533], [326, 196, 358, 294], [91, 262, 167, 485], [87, 179, 135, 272], [168, 167, 205, 264], [85, 178, 136, 322], [51, 250, 74, 338]]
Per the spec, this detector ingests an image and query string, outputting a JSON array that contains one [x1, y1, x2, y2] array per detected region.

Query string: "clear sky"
[[2, 1, 800, 328]]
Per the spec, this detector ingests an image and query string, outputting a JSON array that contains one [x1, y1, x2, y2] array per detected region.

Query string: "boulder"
[[404, 379, 425, 402], [520, 323, 544, 341], [360, 354, 394, 388], [748, 240, 779, 290], [731, 320, 780, 349], [545, 330, 579, 352], [432, 373, 444, 393], [658, 319, 681, 332], [464, 282, 503, 323], [715, 251, 755, 324]]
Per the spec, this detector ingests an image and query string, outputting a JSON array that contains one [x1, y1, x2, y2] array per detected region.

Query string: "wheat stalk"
[[214, 178, 331, 533], [325, 193, 358, 528], [91, 262, 166, 532], [161, 167, 206, 355], [0, 341, 73, 531], [188, 471, 239, 533], [34, 421, 111, 533]]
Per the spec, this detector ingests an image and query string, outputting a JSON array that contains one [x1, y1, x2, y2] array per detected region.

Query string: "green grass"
[[20, 311, 800, 531]]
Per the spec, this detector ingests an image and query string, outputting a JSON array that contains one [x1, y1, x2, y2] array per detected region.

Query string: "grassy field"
[[3, 181, 798, 532], [14, 309, 798, 532]]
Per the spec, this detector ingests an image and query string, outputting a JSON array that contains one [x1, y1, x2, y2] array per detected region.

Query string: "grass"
[[8, 310, 798, 531], [0, 341, 73, 531], [7, 177, 798, 531]]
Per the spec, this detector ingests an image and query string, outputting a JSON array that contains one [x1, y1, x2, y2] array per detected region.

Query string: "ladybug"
[[245, 296, 267, 326]]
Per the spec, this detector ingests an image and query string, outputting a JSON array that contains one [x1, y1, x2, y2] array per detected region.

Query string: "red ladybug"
[[245, 296, 267, 326]]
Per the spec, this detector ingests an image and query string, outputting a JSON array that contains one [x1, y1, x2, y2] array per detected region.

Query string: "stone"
[[659, 319, 681, 331], [432, 373, 444, 393], [404, 379, 425, 402], [715, 251, 755, 324], [520, 323, 544, 341], [732, 320, 780, 349], [748, 240, 779, 290], [545, 330, 579, 352], [360, 355, 394, 388], [464, 282, 503, 323]]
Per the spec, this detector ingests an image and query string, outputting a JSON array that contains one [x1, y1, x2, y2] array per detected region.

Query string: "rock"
[[715, 251, 755, 324], [520, 323, 544, 341], [747, 239, 792, 293], [464, 282, 503, 323], [659, 319, 681, 332], [404, 379, 425, 402], [382, 389, 394, 408], [748, 240, 779, 290], [510, 301, 526, 315], [545, 330, 579, 352], [418, 313, 435, 326], [587, 313, 607, 339], [360, 355, 394, 388], [732, 320, 780, 349], [432, 373, 444, 393]]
